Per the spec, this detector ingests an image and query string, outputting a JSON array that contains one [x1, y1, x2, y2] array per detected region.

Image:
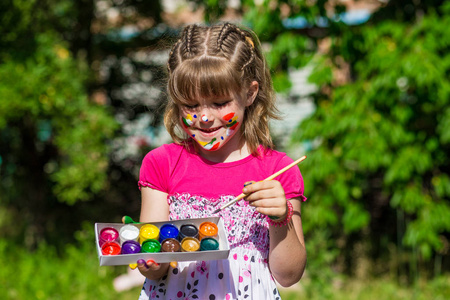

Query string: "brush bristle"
[[212, 209, 220, 214]]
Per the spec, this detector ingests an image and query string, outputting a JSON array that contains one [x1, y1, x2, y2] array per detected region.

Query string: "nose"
[[199, 107, 213, 124]]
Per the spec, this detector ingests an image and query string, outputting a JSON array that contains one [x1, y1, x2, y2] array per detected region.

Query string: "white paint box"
[[95, 217, 230, 266]]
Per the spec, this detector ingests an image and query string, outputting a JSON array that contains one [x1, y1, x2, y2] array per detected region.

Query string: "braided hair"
[[164, 23, 280, 153]]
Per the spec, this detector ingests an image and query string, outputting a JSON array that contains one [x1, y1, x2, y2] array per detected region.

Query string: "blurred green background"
[[0, 0, 449, 299]]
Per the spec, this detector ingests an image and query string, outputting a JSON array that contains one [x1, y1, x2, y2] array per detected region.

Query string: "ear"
[[245, 81, 259, 107]]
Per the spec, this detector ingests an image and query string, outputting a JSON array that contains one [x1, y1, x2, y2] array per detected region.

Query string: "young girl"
[[137, 23, 307, 300]]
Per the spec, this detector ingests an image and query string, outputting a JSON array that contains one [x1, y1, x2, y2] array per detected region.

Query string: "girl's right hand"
[[137, 259, 170, 280]]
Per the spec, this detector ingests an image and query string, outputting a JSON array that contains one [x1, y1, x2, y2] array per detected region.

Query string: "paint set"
[[95, 217, 230, 266]]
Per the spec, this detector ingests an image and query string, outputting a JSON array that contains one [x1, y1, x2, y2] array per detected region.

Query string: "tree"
[[0, 0, 118, 247], [235, 0, 450, 284]]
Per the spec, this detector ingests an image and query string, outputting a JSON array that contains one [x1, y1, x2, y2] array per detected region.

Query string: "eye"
[[214, 101, 231, 107], [183, 104, 199, 109]]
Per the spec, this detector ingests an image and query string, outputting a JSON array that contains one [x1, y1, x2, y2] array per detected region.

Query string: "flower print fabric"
[[138, 143, 306, 300]]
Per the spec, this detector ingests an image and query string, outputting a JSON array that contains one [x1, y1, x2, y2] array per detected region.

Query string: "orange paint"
[[198, 222, 218, 240]]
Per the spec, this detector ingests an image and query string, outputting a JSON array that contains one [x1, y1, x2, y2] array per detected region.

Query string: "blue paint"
[[159, 224, 179, 242]]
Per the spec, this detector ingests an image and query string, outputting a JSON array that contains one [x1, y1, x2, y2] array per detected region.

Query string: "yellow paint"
[[139, 224, 160, 243]]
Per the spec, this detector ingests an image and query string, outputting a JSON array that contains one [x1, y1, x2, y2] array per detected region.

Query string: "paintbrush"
[[212, 155, 307, 214]]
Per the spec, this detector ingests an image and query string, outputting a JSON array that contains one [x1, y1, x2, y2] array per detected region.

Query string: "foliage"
[[0, 223, 130, 300], [0, 33, 117, 205], [0, 0, 119, 248], [0, 226, 448, 299], [237, 0, 450, 283], [293, 0, 450, 277]]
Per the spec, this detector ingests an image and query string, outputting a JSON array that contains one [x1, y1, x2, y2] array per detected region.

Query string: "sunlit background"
[[0, 0, 449, 299]]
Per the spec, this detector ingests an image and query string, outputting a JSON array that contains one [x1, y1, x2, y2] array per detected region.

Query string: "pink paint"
[[99, 227, 119, 246]]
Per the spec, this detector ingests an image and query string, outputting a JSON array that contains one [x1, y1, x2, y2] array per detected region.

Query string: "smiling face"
[[180, 93, 247, 153]]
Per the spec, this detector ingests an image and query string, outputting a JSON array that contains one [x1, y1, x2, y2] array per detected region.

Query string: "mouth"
[[198, 126, 222, 134]]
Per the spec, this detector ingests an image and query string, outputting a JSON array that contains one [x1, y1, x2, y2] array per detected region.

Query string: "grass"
[[0, 224, 449, 299]]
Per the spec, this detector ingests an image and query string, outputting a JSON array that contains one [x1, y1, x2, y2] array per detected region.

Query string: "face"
[[179, 92, 250, 153]]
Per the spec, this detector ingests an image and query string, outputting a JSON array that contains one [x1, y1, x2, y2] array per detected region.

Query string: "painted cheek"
[[223, 112, 235, 120], [182, 114, 198, 128]]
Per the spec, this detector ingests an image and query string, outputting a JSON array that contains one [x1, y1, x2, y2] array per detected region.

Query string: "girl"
[[137, 23, 307, 300]]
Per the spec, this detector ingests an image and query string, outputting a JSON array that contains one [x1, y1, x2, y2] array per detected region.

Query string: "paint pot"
[[121, 240, 141, 254], [200, 238, 219, 251], [161, 238, 181, 253], [159, 224, 179, 242], [181, 237, 200, 252], [101, 241, 121, 255], [99, 227, 119, 246], [198, 222, 218, 240], [178, 224, 199, 240], [139, 224, 160, 244], [141, 239, 161, 253], [119, 224, 140, 244]]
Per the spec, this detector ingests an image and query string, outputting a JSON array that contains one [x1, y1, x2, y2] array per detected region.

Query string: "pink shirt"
[[139, 143, 306, 201]]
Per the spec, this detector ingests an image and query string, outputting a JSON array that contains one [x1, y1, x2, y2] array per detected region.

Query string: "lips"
[[199, 126, 222, 133]]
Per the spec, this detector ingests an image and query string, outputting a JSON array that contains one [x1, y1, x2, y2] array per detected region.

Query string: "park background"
[[1, 0, 449, 299]]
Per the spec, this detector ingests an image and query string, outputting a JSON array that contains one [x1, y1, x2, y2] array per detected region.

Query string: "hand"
[[137, 259, 169, 280], [242, 180, 288, 219]]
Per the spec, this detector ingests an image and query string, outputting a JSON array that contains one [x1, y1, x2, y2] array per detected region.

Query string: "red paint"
[[230, 122, 239, 130], [210, 142, 220, 151], [223, 112, 235, 120], [101, 242, 121, 255]]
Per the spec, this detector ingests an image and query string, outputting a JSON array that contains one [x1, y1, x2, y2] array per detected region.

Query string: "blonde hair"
[[164, 23, 280, 154]]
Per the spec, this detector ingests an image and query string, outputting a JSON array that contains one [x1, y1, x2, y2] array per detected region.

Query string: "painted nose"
[[199, 110, 213, 123]]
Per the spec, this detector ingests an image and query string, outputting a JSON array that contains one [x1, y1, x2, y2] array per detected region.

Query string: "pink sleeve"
[[275, 155, 307, 202], [138, 146, 170, 193]]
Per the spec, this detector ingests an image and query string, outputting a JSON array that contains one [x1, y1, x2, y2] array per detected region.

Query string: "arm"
[[137, 187, 171, 280], [243, 180, 307, 287]]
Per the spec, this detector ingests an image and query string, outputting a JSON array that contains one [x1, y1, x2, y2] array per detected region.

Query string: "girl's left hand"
[[242, 180, 288, 219]]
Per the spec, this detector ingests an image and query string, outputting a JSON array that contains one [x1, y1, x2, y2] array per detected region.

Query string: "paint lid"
[[159, 224, 179, 241], [179, 224, 199, 240], [121, 240, 141, 254], [101, 242, 121, 255], [99, 227, 119, 245], [198, 222, 218, 240], [139, 224, 160, 243], [141, 239, 161, 253], [181, 237, 200, 252], [200, 238, 219, 251], [161, 238, 181, 252], [119, 224, 139, 243]]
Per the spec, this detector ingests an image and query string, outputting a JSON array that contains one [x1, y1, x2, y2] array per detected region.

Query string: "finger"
[[243, 180, 280, 194], [137, 259, 148, 272], [146, 260, 161, 270], [254, 206, 286, 217], [243, 181, 256, 187], [245, 189, 282, 202]]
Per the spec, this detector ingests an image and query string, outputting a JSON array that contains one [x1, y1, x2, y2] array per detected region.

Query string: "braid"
[[185, 24, 196, 53], [167, 40, 181, 74], [217, 23, 234, 51], [235, 28, 256, 71]]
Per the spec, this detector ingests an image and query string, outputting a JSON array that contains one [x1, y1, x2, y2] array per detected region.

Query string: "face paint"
[[197, 138, 220, 150], [182, 114, 196, 127], [224, 113, 239, 136], [179, 91, 249, 155]]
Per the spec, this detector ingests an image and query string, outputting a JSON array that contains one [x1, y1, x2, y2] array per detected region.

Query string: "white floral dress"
[[138, 193, 282, 300]]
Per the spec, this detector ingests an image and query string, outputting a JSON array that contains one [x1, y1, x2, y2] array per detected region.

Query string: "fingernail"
[[147, 259, 159, 266], [137, 259, 147, 267]]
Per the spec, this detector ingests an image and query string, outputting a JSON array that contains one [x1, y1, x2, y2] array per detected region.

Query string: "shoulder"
[[142, 143, 185, 162], [256, 146, 294, 169]]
